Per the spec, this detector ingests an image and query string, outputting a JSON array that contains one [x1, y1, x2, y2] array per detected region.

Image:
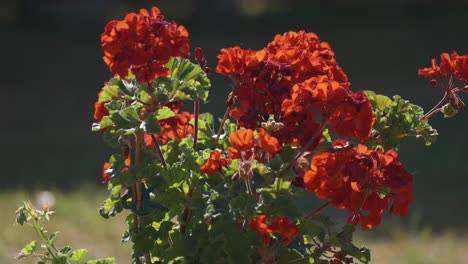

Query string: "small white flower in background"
[[36, 191, 56, 209]]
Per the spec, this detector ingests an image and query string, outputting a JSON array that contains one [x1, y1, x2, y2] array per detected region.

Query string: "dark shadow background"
[[2, 0, 468, 230]]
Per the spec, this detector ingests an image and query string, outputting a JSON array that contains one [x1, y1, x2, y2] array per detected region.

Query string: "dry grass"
[[2, 187, 467, 263]]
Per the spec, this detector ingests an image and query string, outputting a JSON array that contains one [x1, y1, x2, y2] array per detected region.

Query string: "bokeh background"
[[2, 0, 468, 263]]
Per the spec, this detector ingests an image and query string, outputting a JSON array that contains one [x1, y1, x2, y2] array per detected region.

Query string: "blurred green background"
[[2, 0, 468, 262]]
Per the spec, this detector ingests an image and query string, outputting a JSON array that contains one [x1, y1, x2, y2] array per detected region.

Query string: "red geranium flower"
[[249, 215, 272, 245], [257, 128, 281, 155], [249, 215, 299, 246], [101, 6, 190, 83], [303, 141, 413, 230], [101, 162, 111, 184], [200, 150, 231, 175]]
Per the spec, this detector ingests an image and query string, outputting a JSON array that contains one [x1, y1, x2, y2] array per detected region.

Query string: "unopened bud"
[[429, 79, 438, 87], [293, 156, 309, 174], [442, 103, 458, 118]]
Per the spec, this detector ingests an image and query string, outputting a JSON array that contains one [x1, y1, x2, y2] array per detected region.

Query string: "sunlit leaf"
[[157, 57, 211, 102], [20, 240, 37, 255]]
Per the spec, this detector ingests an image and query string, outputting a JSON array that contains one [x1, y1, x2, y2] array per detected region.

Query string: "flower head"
[[101, 6, 190, 83], [249, 215, 299, 246], [303, 141, 413, 230], [200, 150, 232, 175]]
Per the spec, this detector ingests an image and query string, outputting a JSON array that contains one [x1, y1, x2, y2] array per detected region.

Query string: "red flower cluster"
[[418, 51, 468, 82], [200, 129, 281, 176], [282, 75, 374, 143], [249, 215, 299, 246], [418, 51, 468, 111], [303, 141, 413, 230], [144, 102, 194, 147], [101, 7, 190, 83], [216, 31, 374, 148]]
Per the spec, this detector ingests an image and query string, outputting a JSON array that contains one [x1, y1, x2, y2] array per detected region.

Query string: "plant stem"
[[420, 92, 449, 121], [145, 254, 152, 264], [28, 206, 58, 261], [135, 132, 143, 210], [132, 132, 144, 264], [193, 100, 200, 150], [179, 188, 193, 234], [150, 134, 167, 169], [304, 201, 331, 219], [277, 121, 327, 179], [213, 107, 230, 149]]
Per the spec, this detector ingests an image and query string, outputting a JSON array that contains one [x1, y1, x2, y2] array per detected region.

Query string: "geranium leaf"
[[69, 249, 88, 261], [365, 91, 438, 150], [20, 240, 37, 255], [85, 257, 115, 264], [99, 79, 120, 102], [142, 113, 161, 134], [156, 106, 176, 120], [157, 57, 211, 102]]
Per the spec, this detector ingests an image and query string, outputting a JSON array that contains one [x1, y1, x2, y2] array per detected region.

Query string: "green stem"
[[213, 107, 230, 149], [29, 208, 58, 261]]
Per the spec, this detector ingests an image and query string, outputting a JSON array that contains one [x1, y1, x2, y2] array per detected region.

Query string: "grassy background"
[[3, 187, 468, 264]]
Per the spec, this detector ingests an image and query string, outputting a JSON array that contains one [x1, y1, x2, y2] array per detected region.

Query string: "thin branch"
[[304, 201, 332, 220], [420, 92, 449, 121], [213, 107, 230, 149], [193, 100, 200, 150], [132, 132, 143, 264], [150, 134, 167, 170], [277, 120, 328, 178]]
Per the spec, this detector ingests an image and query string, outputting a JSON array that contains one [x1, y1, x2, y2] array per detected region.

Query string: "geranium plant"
[[15, 5, 468, 264]]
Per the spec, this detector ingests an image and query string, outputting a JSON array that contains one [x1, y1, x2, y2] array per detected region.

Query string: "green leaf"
[[99, 185, 123, 218], [85, 258, 115, 264], [223, 224, 254, 264], [59, 246, 73, 255], [21, 240, 37, 255], [142, 113, 161, 134], [280, 146, 295, 163], [156, 106, 176, 120], [190, 113, 215, 148], [109, 106, 141, 129], [120, 107, 140, 123], [364, 91, 438, 150], [69, 249, 88, 261], [157, 57, 211, 102], [52, 255, 67, 264], [118, 78, 137, 96], [99, 81, 120, 102], [322, 128, 331, 143], [47, 231, 59, 247], [277, 248, 309, 263], [301, 221, 326, 242], [105, 100, 124, 112]]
